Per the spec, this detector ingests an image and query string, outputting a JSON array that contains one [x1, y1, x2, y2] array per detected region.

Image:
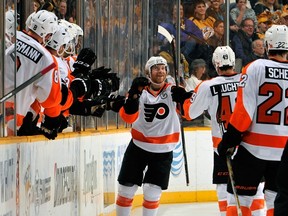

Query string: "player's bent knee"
[[118, 183, 138, 199], [143, 183, 162, 201]]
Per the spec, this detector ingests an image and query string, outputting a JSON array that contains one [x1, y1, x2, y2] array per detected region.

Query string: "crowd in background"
[[3, 0, 288, 130], [156, 0, 288, 83]]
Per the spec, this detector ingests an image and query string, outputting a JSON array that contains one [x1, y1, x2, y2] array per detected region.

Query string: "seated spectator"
[[279, 4, 288, 25], [58, 0, 68, 19], [253, 0, 281, 16], [159, 3, 204, 64], [207, 20, 225, 51], [185, 59, 207, 91], [230, 0, 258, 27], [188, 0, 216, 41], [207, 20, 225, 77], [249, 39, 268, 61], [206, 0, 225, 21], [256, 11, 273, 38], [231, 18, 259, 67]]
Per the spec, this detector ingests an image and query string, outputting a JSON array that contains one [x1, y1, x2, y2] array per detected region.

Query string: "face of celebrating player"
[[150, 64, 167, 86]]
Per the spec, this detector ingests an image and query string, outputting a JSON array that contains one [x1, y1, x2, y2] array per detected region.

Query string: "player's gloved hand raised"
[[17, 112, 41, 136], [171, 86, 192, 104], [89, 67, 120, 98], [106, 95, 126, 112], [70, 74, 91, 99], [72, 48, 96, 76], [40, 115, 61, 140], [128, 77, 150, 99], [217, 123, 242, 160]]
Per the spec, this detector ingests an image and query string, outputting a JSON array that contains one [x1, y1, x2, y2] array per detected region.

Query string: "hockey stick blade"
[[0, 62, 56, 104], [158, 25, 174, 43]]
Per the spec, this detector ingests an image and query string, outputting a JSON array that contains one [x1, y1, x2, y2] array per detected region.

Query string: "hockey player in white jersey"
[[173, 46, 242, 215], [173, 46, 266, 215], [217, 25, 288, 216], [5, 10, 61, 139], [116, 56, 185, 216]]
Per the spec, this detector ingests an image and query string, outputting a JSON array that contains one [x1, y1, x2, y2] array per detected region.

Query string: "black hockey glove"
[[128, 76, 150, 99], [91, 106, 106, 117], [72, 48, 96, 76], [90, 66, 112, 79], [171, 86, 192, 105], [69, 97, 107, 116], [58, 114, 69, 133], [106, 95, 126, 112], [217, 123, 242, 160], [40, 115, 61, 140], [17, 112, 41, 136], [123, 77, 149, 114], [70, 74, 91, 100], [90, 67, 120, 92]]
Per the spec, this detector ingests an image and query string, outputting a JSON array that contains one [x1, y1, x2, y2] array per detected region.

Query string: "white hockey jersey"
[[183, 73, 241, 152], [120, 84, 181, 153], [4, 31, 62, 122], [229, 59, 288, 161]]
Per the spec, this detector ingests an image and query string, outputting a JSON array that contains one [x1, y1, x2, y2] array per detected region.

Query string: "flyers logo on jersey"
[[144, 103, 169, 122]]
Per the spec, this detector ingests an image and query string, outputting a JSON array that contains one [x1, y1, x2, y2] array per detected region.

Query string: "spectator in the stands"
[[231, 18, 259, 67], [256, 11, 272, 38], [188, 0, 216, 41], [206, 0, 225, 21], [253, 0, 281, 16], [279, 4, 288, 25], [158, 3, 204, 64], [230, 0, 258, 27], [58, 0, 68, 19], [207, 20, 225, 77], [249, 39, 268, 61]]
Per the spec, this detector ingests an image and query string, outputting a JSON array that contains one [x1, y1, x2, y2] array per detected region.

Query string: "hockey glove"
[[106, 95, 126, 112], [58, 114, 69, 133], [91, 106, 106, 117], [90, 67, 120, 92], [72, 48, 96, 76], [40, 115, 61, 140], [90, 66, 112, 79], [17, 112, 41, 136], [128, 77, 150, 99], [69, 97, 107, 116], [171, 86, 192, 105], [217, 123, 242, 160], [70, 74, 91, 99]]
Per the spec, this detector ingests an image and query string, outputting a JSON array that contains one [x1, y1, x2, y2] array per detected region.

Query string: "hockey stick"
[[0, 62, 56, 104], [216, 85, 242, 216], [158, 25, 190, 186]]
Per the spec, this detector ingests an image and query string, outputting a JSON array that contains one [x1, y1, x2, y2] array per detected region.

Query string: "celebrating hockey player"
[[116, 56, 183, 216]]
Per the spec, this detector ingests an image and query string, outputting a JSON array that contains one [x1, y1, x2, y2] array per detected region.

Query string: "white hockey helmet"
[[212, 46, 235, 70], [144, 56, 168, 77], [71, 23, 83, 43], [28, 10, 58, 38], [25, 12, 35, 31], [264, 25, 288, 52], [47, 24, 71, 54], [5, 9, 17, 38], [59, 19, 77, 54]]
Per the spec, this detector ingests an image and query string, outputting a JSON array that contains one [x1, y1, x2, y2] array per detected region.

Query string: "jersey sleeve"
[[183, 80, 210, 120], [229, 64, 258, 132], [119, 106, 139, 124]]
